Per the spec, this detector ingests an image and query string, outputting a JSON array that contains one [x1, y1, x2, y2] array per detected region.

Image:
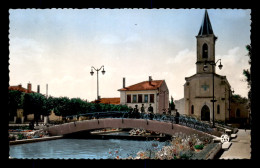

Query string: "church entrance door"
[[201, 105, 210, 121]]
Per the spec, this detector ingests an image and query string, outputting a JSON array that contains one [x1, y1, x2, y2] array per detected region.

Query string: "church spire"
[[198, 10, 214, 36]]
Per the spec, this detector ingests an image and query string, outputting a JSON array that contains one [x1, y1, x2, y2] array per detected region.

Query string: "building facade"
[[183, 10, 231, 122], [118, 76, 169, 114]]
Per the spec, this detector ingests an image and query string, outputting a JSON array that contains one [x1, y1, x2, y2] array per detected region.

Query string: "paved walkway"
[[219, 129, 251, 159]]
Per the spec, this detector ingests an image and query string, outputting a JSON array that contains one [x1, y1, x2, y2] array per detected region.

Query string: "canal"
[[10, 138, 167, 159]]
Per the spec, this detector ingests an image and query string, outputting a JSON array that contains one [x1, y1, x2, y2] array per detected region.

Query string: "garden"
[[108, 132, 214, 160]]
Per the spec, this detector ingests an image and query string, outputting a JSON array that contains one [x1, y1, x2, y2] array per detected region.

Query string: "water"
[[10, 139, 166, 159]]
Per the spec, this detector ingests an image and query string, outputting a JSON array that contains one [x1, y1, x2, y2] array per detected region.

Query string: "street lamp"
[[90, 65, 106, 100], [203, 59, 223, 128]]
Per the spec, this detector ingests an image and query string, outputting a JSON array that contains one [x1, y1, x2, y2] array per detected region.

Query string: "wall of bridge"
[[45, 118, 214, 138]]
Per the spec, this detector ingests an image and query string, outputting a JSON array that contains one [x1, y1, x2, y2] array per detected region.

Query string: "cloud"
[[9, 9, 250, 102], [217, 47, 250, 97]]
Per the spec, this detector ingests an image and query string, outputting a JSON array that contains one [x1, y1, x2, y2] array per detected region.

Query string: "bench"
[[231, 134, 237, 138], [222, 142, 232, 150], [225, 129, 232, 135]]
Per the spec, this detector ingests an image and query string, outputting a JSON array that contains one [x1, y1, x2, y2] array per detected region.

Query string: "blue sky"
[[9, 9, 251, 101]]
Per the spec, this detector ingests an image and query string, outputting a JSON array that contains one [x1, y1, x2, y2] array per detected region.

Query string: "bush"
[[194, 144, 204, 150], [9, 135, 16, 141], [17, 134, 25, 140]]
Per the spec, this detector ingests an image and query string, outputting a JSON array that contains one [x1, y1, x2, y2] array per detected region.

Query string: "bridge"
[[45, 112, 222, 137], [46, 118, 212, 137]]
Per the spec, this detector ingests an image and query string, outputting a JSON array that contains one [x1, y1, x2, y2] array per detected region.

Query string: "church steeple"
[[198, 10, 214, 36], [196, 10, 217, 74]]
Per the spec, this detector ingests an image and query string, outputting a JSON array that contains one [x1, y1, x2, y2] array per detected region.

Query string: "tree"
[[70, 98, 87, 115], [231, 94, 248, 104], [243, 44, 251, 101], [54, 97, 72, 117], [169, 96, 175, 110], [23, 92, 48, 125], [8, 90, 23, 120]]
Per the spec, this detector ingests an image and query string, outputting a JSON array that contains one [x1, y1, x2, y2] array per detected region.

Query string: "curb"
[[206, 143, 222, 159]]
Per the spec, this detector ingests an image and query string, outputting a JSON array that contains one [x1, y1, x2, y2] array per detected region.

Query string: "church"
[[183, 10, 232, 123]]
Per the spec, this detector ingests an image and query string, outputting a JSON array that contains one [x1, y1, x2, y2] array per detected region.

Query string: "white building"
[[118, 76, 169, 114]]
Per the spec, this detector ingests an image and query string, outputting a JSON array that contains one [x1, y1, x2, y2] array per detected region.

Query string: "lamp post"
[[90, 65, 106, 100], [203, 59, 223, 128]]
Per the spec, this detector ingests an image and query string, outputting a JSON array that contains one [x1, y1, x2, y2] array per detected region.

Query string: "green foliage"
[[17, 134, 25, 140], [231, 94, 248, 104], [8, 135, 16, 141], [194, 144, 204, 150], [53, 97, 71, 117], [23, 92, 50, 117], [170, 96, 175, 110], [8, 89, 129, 118], [8, 90, 24, 118], [243, 44, 251, 101]]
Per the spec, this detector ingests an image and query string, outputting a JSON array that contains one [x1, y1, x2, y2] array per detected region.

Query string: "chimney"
[[46, 84, 48, 97], [27, 83, 32, 92], [123, 77, 126, 88], [37, 85, 40, 93], [149, 76, 152, 85], [18, 84, 22, 89]]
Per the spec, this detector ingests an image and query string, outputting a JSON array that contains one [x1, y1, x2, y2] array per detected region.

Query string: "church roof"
[[198, 10, 214, 36], [185, 73, 231, 88], [118, 80, 164, 91]]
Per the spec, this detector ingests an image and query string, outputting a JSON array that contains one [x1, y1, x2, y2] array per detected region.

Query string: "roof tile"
[[118, 80, 164, 91]]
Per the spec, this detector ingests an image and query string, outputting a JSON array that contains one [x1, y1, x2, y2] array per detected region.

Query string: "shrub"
[[194, 144, 204, 150], [17, 134, 25, 140], [8, 135, 16, 141]]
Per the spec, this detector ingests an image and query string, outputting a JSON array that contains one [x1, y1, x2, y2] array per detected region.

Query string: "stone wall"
[[49, 110, 62, 122]]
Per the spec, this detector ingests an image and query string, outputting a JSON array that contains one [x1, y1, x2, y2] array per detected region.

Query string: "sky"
[[9, 9, 251, 101]]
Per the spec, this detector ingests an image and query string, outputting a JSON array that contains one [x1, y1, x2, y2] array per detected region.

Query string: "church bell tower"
[[196, 10, 218, 74]]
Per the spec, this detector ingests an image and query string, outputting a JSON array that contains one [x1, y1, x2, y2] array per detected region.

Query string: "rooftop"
[[8, 84, 35, 93], [118, 80, 164, 91], [91, 97, 120, 105], [198, 10, 214, 36]]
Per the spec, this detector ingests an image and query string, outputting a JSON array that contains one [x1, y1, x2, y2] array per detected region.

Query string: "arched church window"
[[191, 105, 194, 114], [202, 43, 208, 58], [217, 105, 220, 114]]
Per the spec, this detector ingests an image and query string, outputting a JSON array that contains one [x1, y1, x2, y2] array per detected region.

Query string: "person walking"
[[175, 110, 180, 124]]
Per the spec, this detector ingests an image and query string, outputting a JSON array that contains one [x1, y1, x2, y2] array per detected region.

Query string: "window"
[[144, 95, 148, 103], [138, 94, 143, 103], [217, 105, 220, 114], [133, 95, 137, 103], [236, 109, 241, 118], [127, 95, 131, 103], [202, 43, 208, 58], [150, 94, 154, 103], [191, 105, 194, 114]]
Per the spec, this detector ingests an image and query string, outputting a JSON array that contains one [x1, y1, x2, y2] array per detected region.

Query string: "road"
[[219, 129, 251, 159]]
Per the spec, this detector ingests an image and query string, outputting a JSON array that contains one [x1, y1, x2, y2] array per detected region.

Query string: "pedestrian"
[[141, 104, 145, 113], [244, 121, 247, 132], [148, 104, 153, 113], [175, 110, 180, 124]]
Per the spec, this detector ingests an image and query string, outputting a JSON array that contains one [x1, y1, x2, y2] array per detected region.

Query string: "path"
[[219, 129, 251, 159]]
